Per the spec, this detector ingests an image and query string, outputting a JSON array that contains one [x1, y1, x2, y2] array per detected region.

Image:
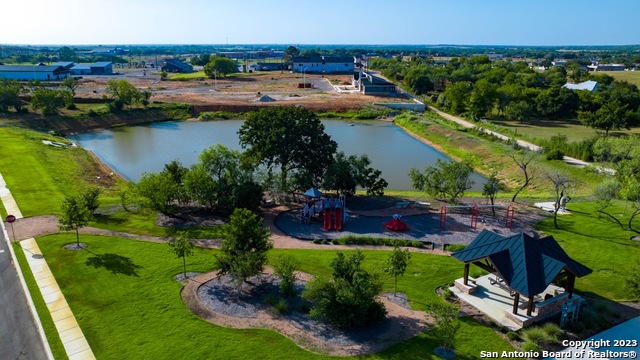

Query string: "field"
[[600, 71, 640, 86], [488, 118, 640, 143]]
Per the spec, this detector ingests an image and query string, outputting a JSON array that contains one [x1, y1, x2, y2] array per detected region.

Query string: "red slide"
[[334, 209, 343, 231], [323, 208, 333, 230]]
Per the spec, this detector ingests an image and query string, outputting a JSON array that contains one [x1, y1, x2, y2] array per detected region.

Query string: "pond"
[[68, 119, 486, 191]]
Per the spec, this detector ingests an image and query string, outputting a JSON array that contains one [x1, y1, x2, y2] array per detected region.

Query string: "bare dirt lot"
[[75, 72, 409, 113]]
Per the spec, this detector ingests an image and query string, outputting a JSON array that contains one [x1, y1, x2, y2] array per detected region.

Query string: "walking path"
[[0, 171, 95, 360], [426, 105, 616, 175]]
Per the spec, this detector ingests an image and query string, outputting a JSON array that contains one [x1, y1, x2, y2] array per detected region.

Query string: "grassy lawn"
[[537, 200, 640, 301], [394, 113, 606, 197], [169, 71, 206, 81], [29, 234, 516, 359], [600, 71, 640, 86], [0, 127, 114, 217], [487, 118, 640, 143]]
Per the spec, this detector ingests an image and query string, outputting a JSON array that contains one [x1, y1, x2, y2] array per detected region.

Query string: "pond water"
[[68, 119, 486, 191]]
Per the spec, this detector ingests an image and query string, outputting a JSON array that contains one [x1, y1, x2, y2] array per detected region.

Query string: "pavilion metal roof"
[[452, 230, 592, 297]]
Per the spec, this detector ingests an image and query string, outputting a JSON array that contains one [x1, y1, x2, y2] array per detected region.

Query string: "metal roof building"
[[562, 80, 599, 92], [0, 65, 70, 81]]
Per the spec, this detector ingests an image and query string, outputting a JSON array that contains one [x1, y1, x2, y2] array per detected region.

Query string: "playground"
[[274, 194, 541, 248]]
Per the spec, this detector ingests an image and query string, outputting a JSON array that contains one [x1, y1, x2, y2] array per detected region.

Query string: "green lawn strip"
[[536, 201, 640, 301], [600, 71, 640, 86], [11, 243, 68, 360], [0, 127, 107, 216], [169, 71, 207, 80], [37, 234, 516, 359]]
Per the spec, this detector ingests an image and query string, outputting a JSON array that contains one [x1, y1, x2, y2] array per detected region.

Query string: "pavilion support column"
[[463, 263, 470, 285], [527, 296, 534, 316], [566, 274, 576, 299], [512, 292, 520, 314]]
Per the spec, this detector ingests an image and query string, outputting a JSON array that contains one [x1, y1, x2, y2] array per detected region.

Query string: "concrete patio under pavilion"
[[450, 274, 581, 330], [450, 230, 592, 330]]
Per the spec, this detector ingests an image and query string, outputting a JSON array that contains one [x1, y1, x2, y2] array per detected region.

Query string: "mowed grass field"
[[20, 234, 517, 360], [600, 71, 640, 86]]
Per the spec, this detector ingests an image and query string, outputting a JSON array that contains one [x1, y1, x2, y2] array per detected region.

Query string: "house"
[[292, 56, 355, 74], [353, 71, 397, 96], [562, 80, 599, 93], [69, 62, 113, 75], [322, 56, 355, 73], [451, 230, 592, 329], [0, 65, 70, 81], [587, 63, 626, 72], [291, 56, 323, 73], [161, 59, 193, 73]]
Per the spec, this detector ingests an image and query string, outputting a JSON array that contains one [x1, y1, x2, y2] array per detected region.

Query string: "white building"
[[0, 65, 70, 81], [562, 80, 599, 93], [291, 56, 355, 74]]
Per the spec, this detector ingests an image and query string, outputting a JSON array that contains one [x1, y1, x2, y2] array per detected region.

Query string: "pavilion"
[[451, 230, 592, 328]]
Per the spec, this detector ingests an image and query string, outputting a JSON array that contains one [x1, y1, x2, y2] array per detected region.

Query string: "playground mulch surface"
[[274, 203, 539, 247]]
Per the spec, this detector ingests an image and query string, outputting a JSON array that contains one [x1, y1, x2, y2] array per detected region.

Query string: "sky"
[[2, 0, 639, 46]]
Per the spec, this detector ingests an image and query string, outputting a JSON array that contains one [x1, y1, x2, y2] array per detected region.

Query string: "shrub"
[[440, 287, 453, 299], [312, 239, 321, 244], [522, 326, 547, 345], [303, 251, 386, 328], [545, 148, 565, 161], [272, 254, 299, 297], [506, 331, 520, 341], [542, 323, 562, 343], [321, 239, 329, 245], [521, 341, 541, 353], [331, 239, 340, 245], [446, 243, 467, 252], [272, 299, 289, 315]]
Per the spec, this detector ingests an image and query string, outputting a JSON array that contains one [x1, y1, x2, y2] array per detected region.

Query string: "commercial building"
[[0, 65, 70, 81]]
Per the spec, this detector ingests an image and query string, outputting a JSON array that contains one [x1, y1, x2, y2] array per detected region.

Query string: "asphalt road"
[[0, 228, 49, 360]]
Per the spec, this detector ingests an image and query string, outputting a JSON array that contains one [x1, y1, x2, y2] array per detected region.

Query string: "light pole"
[[303, 67, 308, 88], [214, 69, 217, 89]]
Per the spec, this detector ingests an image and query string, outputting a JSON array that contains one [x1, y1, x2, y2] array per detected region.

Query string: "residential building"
[[0, 65, 70, 81], [291, 56, 323, 73], [292, 56, 355, 74], [353, 71, 397, 96], [161, 59, 193, 73]]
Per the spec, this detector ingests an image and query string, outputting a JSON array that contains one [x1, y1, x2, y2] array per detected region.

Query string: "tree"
[[215, 208, 272, 292], [482, 173, 504, 216], [467, 78, 497, 120], [61, 77, 77, 108], [0, 80, 24, 112], [183, 163, 217, 209], [383, 243, 411, 296], [58, 46, 77, 62], [442, 82, 471, 114], [322, 152, 388, 196], [239, 107, 337, 194], [81, 187, 101, 214], [303, 251, 386, 328], [136, 172, 180, 216], [509, 147, 539, 202], [409, 159, 474, 203], [168, 231, 195, 278], [427, 301, 461, 352], [579, 100, 633, 136], [204, 56, 237, 78], [58, 195, 92, 247], [272, 254, 299, 297], [159, 71, 168, 80], [545, 170, 574, 229], [283, 46, 300, 66], [30, 89, 66, 115], [104, 79, 143, 110]]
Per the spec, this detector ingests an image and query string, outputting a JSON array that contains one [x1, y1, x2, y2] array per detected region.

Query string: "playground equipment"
[[439, 204, 515, 231], [385, 214, 407, 231], [303, 195, 347, 231]]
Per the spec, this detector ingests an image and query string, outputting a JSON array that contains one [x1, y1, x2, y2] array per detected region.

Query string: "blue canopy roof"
[[303, 188, 323, 198], [452, 230, 592, 297]]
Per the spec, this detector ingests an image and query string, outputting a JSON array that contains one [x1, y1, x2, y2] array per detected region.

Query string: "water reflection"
[[69, 119, 486, 191]]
